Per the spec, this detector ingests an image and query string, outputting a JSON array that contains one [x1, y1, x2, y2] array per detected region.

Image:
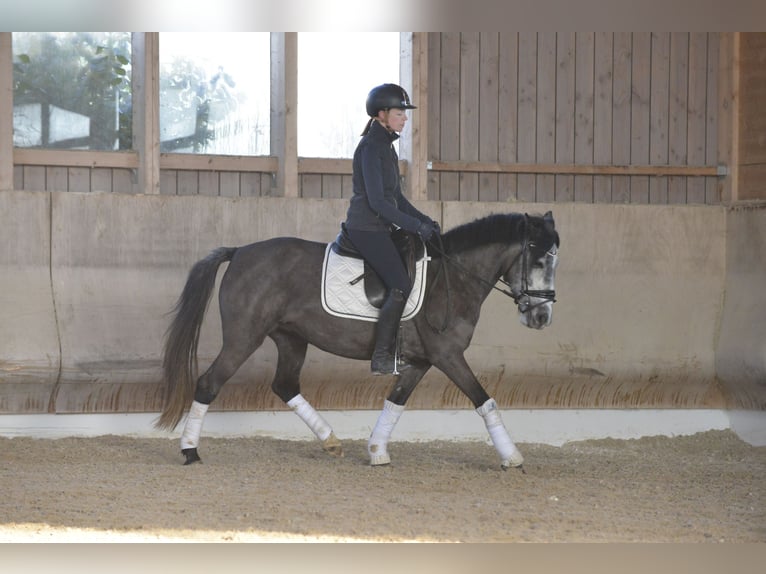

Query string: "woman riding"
[[342, 83, 440, 375]]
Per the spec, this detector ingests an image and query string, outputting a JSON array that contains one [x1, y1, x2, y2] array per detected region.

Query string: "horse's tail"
[[155, 246, 237, 431]]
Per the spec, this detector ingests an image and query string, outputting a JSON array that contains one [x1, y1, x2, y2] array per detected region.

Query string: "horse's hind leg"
[[180, 337, 262, 465], [270, 331, 343, 457]]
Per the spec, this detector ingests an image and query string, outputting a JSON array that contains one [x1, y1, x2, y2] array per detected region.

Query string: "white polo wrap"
[[368, 400, 405, 465], [287, 394, 332, 441], [180, 400, 209, 450], [476, 398, 524, 467]]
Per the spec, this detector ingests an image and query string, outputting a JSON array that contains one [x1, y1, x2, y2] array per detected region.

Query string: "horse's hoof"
[[369, 452, 391, 466], [322, 433, 344, 457], [501, 462, 526, 474], [182, 448, 202, 465]]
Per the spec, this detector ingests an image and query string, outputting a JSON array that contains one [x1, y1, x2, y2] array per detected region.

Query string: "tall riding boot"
[[371, 288, 409, 375]]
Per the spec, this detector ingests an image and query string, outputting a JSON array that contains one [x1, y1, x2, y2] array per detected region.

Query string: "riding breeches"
[[345, 228, 412, 298]]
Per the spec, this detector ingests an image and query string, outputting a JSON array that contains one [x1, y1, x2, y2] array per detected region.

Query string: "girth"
[[331, 224, 424, 309]]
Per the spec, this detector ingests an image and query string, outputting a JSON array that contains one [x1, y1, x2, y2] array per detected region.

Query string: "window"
[[12, 32, 132, 151], [159, 33, 270, 156], [298, 33, 400, 158]]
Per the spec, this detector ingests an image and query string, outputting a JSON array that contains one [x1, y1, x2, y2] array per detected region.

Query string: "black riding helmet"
[[366, 83, 417, 117]]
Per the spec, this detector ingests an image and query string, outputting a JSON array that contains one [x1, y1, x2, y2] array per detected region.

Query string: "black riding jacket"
[[344, 120, 429, 233]]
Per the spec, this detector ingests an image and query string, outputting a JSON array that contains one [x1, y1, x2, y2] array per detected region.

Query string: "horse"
[[155, 211, 560, 470]]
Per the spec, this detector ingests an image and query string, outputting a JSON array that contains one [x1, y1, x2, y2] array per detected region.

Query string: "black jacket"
[[343, 120, 429, 233]]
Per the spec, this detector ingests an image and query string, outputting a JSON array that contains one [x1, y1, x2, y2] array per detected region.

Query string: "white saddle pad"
[[320, 243, 429, 322]]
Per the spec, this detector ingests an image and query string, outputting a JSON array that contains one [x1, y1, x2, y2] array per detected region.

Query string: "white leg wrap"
[[287, 394, 332, 441], [180, 400, 209, 450], [476, 398, 524, 468], [368, 400, 405, 466]]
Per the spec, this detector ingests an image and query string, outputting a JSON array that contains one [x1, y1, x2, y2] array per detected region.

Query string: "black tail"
[[155, 247, 237, 430]]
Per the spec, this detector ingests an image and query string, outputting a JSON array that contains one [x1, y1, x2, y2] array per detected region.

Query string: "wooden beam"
[[271, 33, 298, 197], [0, 33, 13, 191], [399, 32, 429, 201], [132, 33, 160, 194], [427, 160, 720, 177], [160, 154, 277, 173], [14, 149, 139, 168]]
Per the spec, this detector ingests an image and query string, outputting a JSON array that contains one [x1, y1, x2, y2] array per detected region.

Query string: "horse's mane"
[[435, 213, 523, 255], [429, 212, 559, 258]]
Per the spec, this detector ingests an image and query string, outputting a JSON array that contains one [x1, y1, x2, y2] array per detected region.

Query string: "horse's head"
[[504, 211, 559, 330]]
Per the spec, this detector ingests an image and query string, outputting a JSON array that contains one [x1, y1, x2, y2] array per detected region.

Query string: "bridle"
[[425, 214, 556, 332], [507, 214, 557, 314]]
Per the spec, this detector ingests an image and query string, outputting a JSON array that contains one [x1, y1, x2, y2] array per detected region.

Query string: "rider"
[[342, 83, 440, 375]]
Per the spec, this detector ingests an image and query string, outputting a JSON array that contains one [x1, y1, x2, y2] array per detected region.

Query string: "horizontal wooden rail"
[[14, 149, 139, 169], [428, 160, 724, 177]]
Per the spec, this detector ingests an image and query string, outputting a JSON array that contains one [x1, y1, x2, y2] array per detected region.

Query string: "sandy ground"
[[0, 429, 764, 543]]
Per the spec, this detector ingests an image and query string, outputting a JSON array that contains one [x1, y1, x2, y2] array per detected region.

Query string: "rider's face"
[[379, 108, 408, 133]]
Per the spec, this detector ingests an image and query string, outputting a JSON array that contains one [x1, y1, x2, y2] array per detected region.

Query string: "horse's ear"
[[543, 211, 554, 227]]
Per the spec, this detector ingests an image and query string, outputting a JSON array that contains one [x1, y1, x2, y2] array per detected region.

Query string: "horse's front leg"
[[368, 364, 429, 466], [434, 353, 524, 470]]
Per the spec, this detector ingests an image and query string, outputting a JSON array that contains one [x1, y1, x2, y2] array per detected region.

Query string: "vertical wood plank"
[[322, 174, 343, 199], [536, 32, 556, 202], [706, 33, 720, 204], [23, 166, 46, 191], [649, 32, 670, 204], [631, 33, 651, 203], [220, 172, 240, 197], [612, 32, 632, 203], [479, 32, 499, 202], [301, 174, 322, 198], [198, 171, 219, 197], [517, 31, 537, 201], [440, 33, 461, 202], [177, 170, 198, 195], [240, 172, 262, 197], [668, 32, 689, 204], [594, 32, 613, 203], [427, 32, 442, 201], [13, 165, 23, 190], [68, 167, 91, 193], [112, 168, 133, 193], [459, 32, 480, 201], [555, 33, 575, 202], [687, 32, 708, 204], [574, 32, 594, 202], [160, 169, 177, 195], [498, 32, 518, 201], [46, 167, 68, 192], [91, 168, 113, 193], [341, 174, 353, 199]]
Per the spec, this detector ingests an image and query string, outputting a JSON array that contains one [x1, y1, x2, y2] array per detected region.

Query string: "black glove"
[[416, 220, 438, 242]]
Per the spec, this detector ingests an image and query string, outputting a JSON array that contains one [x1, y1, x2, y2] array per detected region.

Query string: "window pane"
[[298, 33, 400, 158], [12, 32, 132, 151], [159, 33, 270, 156]]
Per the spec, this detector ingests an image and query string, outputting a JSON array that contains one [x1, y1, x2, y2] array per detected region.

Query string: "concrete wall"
[[1, 190, 763, 413]]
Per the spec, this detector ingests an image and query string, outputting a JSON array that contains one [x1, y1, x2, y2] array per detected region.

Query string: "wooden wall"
[[737, 33, 766, 200], [11, 32, 766, 204], [426, 32, 722, 204]]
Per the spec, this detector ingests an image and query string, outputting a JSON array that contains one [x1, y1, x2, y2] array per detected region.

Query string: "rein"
[[424, 215, 556, 333]]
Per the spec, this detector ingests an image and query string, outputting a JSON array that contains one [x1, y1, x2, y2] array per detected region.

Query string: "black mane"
[[433, 212, 558, 256]]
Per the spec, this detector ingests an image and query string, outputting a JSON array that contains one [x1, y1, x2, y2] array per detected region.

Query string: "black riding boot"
[[371, 288, 409, 375]]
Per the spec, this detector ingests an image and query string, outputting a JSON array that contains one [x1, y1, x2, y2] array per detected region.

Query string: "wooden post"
[[399, 32, 429, 201], [132, 33, 160, 195], [271, 32, 298, 197], [717, 32, 739, 203], [0, 33, 13, 191]]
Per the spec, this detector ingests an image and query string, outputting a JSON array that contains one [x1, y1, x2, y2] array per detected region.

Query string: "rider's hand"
[[416, 220, 438, 242]]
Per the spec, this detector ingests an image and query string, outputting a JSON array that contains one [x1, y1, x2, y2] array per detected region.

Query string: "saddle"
[[331, 224, 425, 309]]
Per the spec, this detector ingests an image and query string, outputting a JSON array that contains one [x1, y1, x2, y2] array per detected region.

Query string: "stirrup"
[[371, 354, 410, 376]]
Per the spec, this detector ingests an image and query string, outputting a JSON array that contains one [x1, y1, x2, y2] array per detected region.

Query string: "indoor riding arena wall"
[[0, 190, 764, 419]]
